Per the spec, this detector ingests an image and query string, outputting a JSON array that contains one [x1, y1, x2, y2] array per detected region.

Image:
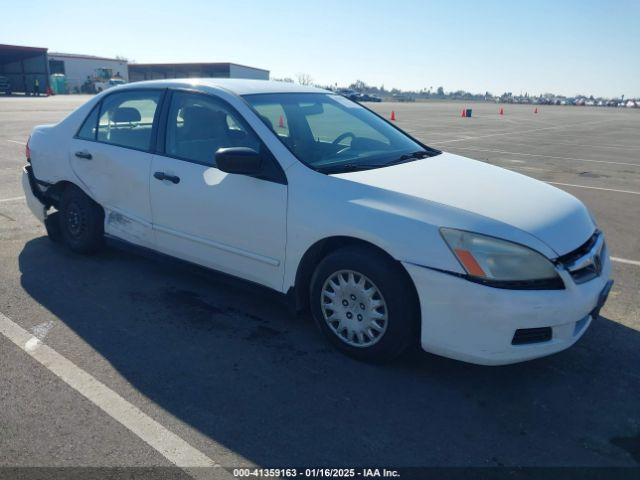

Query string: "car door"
[[69, 89, 164, 248], [150, 90, 287, 291]]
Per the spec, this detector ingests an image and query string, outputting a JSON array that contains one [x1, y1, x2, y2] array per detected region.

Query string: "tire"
[[58, 185, 104, 254], [310, 245, 418, 363], [44, 211, 62, 242]]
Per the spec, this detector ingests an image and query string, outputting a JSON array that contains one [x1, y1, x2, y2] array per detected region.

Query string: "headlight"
[[440, 228, 562, 288]]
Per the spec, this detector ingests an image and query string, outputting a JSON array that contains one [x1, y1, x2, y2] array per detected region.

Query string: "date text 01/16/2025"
[[231, 468, 400, 478]]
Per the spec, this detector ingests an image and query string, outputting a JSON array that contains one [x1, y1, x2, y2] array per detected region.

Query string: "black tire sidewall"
[[58, 186, 104, 253], [44, 211, 63, 242], [310, 246, 417, 362]]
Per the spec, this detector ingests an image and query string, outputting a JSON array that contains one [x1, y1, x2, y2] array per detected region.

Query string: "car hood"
[[334, 152, 595, 256]]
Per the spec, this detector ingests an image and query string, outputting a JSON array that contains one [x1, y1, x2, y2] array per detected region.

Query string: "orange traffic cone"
[[461, 108, 466, 118], [499, 107, 504, 115], [390, 111, 396, 121], [278, 115, 285, 128], [534, 107, 538, 114]]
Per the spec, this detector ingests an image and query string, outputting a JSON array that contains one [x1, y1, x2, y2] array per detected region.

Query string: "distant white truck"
[[94, 77, 126, 92]]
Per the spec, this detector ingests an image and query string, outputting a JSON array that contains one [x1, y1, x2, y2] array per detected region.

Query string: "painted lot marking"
[[547, 181, 640, 196], [512, 166, 546, 173], [495, 138, 640, 152], [433, 119, 617, 145], [6, 139, 26, 145], [0, 196, 25, 203], [0, 311, 228, 479], [445, 146, 640, 168], [612, 257, 640, 267]]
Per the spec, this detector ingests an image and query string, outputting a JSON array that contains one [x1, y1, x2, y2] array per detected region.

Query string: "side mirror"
[[215, 147, 262, 175]]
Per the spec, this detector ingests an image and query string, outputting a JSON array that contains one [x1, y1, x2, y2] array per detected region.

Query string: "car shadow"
[[18, 237, 640, 467]]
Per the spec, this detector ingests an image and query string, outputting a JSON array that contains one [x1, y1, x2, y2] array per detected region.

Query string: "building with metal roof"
[[128, 63, 269, 83], [0, 44, 49, 94]]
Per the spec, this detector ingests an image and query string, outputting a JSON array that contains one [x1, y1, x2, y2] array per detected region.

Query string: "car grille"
[[556, 231, 606, 284]]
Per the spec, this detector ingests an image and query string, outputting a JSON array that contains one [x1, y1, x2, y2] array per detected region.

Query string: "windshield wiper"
[[317, 151, 433, 174], [316, 163, 382, 174], [384, 150, 432, 166]]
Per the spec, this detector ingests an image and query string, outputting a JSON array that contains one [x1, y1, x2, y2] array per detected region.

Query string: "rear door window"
[[96, 91, 162, 151]]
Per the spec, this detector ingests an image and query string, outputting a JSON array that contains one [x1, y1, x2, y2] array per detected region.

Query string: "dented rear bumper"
[[22, 165, 48, 223]]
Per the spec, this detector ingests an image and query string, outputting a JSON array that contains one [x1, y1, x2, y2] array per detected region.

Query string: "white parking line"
[[0, 196, 25, 203], [444, 146, 640, 167], [6, 140, 26, 145], [0, 311, 227, 479], [611, 257, 640, 267], [514, 166, 546, 173], [433, 119, 617, 145], [493, 138, 640, 152], [546, 181, 640, 196]]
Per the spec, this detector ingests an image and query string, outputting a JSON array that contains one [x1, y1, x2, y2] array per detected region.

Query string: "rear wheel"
[[44, 211, 62, 242], [310, 246, 417, 362], [58, 185, 104, 254]]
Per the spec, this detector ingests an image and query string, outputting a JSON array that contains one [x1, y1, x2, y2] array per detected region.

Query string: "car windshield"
[[243, 93, 439, 173]]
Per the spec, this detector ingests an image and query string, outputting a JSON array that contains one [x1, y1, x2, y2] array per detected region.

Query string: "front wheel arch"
[[293, 236, 420, 322]]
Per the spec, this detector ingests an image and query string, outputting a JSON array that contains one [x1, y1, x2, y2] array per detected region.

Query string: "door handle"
[[74, 150, 92, 160], [153, 171, 180, 184]]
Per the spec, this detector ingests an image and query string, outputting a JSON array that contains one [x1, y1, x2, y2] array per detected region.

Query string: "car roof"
[[116, 78, 331, 96]]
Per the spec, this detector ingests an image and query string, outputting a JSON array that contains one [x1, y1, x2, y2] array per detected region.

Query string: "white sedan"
[[22, 79, 612, 365]]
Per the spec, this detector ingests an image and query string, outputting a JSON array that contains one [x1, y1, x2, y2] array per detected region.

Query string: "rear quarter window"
[[76, 104, 100, 140]]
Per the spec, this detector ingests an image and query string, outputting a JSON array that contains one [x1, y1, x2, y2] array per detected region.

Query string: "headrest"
[[112, 107, 141, 123]]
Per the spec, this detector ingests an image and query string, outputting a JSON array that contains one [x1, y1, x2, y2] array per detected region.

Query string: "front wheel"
[[310, 246, 418, 363]]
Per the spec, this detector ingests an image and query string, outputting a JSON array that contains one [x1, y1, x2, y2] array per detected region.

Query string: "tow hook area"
[[24, 164, 49, 206], [22, 165, 64, 241], [22, 165, 50, 223]]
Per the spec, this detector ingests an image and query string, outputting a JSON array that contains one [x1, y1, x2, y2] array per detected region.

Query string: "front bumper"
[[403, 255, 612, 365]]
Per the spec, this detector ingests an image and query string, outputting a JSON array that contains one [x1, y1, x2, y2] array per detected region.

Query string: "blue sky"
[[3, 0, 639, 97]]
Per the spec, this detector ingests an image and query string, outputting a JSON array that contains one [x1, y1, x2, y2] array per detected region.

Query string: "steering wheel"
[[332, 132, 356, 146]]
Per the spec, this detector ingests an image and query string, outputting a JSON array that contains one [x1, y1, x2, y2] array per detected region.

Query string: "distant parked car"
[[356, 93, 382, 103], [22, 79, 612, 365], [0, 76, 12, 95], [95, 77, 126, 93], [336, 88, 359, 101]]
